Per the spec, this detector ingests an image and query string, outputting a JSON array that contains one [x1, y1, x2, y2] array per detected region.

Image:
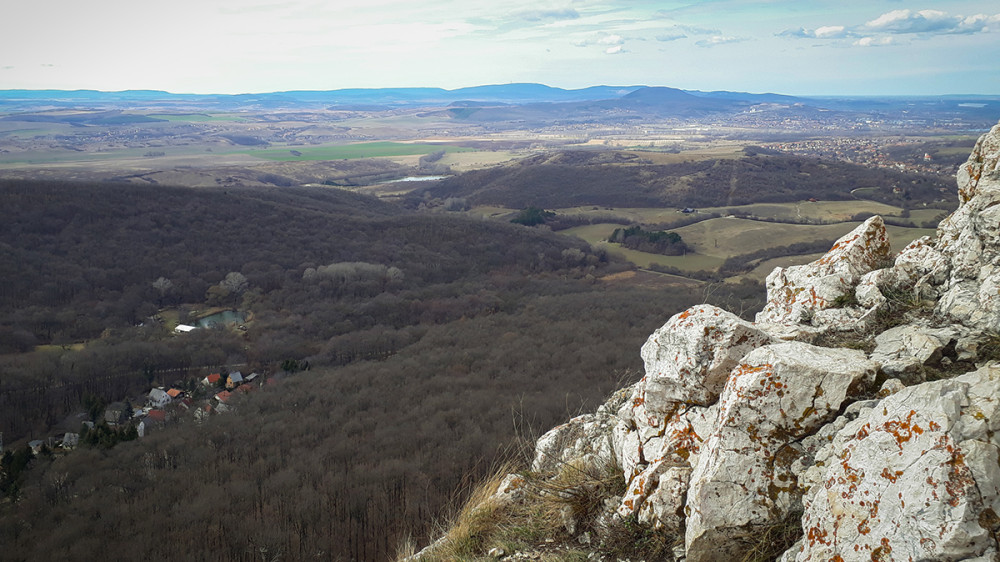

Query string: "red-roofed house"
[[146, 410, 167, 423], [167, 388, 183, 399], [214, 390, 232, 403], [202, 373, 222, 386]]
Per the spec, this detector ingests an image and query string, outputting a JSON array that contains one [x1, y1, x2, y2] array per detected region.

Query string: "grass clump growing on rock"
[[736, 512, 804, 562], [405, 455, 679, 561], [976, 330, 1000, 363]]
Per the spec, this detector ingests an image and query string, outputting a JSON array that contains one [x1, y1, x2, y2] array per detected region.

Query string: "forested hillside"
[[0, 179, 764, 560], [414, 150, 955, 209]]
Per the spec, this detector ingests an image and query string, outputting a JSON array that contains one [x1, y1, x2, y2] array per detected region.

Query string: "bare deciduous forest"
[[0, 179, 765, 560], [414, 150, 955, 209]]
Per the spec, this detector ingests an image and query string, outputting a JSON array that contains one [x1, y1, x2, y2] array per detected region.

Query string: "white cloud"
[[575, 31, 630, 49], [652, 23, 716, 42], [508, 7, 580, 23], [781, 8, 1000, 42], [853, 36, 895, 47], [655, 32, 686, 42], [814, 25, 848, 39], [780, 24, 848, 39], [676, 24, 720, 35], [695, 36, 745, 47], [864, 9, 956, 33]]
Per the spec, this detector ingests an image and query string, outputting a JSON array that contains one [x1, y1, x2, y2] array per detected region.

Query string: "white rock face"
[[637, 466, 691, 533], [640, 304, 772, 410], [870, 323, 960, 383], [531, 413, 617, 473], [756, 216, 891, 326], [788, 366, 1000, 562], [683, 342, 876, 562], [932, 121, 1000, 330]]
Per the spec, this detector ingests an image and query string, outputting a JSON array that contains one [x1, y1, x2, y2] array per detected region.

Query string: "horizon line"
[[1, 83, 998, 99]]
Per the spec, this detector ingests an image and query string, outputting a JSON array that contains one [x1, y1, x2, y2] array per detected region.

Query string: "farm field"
[[560, 218, 936, 275], [438, 150, 525, 171], [560, 223, 723, 271], [699, 200, 902, 222], [673, 218, 935, 258], [747, 252, 828, 281], [548, 200, 932, 229], [147, 113, 246, 122], [243, 141, 474, 161], [574, 200, 946, 224]]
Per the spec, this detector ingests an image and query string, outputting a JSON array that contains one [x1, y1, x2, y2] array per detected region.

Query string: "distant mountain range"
[[1, 83, 997, 126], [0, 84, 644, 110]]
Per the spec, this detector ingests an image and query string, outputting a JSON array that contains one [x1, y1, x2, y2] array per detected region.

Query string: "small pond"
[[195, 310, 247, 329]]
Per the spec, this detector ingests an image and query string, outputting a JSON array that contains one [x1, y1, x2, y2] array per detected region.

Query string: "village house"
[[145, 409, 167, 424], [226, 371, 244, 389], [202, 373, 222, 386], [148, 388, 171, 408], [235, 384, 255, 395], [194, 403, 213, 423], [104, 402, 130, 426], [166, 388, 184, 400], [62, 432, 79, 449], [28, 440, 45, 455]]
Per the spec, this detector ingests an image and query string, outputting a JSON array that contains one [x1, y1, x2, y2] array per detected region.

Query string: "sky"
[[2, 0, 999, 96]]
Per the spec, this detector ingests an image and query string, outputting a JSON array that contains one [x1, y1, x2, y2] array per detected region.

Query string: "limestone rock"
[[934, 121, 1000, 330], [788, 366, 1000, 561], [870, 323, 960, 383], [612, 402, 717, 521], [637, 466, 691, 533], [855, 236, 950, 309], [756, 216, 891, 326], [877, 378, 906, 398], [617, 459, 673, 518], [532, 413, 616, 473], [532, 388, 631, 474], [494, 473, 527, 504], [684, 342, 877, 562], [957, 120, 1000, 204], [612, 416, 644, 482], [640, 304, 772, 410]]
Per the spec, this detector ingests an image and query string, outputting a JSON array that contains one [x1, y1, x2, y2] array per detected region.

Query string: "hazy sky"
[[2, 0, 999, 95]]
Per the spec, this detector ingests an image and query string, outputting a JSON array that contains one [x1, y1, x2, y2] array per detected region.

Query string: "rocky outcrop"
[[420, 121, 1000, 562], [640, 305, 773, 410], [792, 365, 1000, 561], [872, 120, 1000, 331], [756, 215, 891, 328], [684, 343, 876, 561]]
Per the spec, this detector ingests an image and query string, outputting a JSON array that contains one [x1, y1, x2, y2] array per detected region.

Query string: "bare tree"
[[220, 272, 248, 308], [151, 277, 173, 307]]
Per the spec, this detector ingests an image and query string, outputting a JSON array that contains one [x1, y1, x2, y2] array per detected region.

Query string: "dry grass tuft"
[[737, 514, 804, 562], [425, 462, 519, 561], [977, 330, 1000, 363]]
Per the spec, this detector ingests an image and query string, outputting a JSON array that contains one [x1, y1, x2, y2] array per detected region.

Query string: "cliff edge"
[[409, 121, 1000, 562]]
